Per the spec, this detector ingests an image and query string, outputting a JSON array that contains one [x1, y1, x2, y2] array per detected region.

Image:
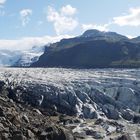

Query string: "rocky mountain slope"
[[0, 68, 140, 140], [32, 30, 140, 68]]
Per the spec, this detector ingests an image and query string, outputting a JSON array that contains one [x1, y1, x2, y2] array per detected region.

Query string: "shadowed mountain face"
[[32, 30, 140, 68]]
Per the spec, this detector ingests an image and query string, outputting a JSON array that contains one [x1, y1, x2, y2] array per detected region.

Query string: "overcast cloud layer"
[[0, 35, 73, 50]]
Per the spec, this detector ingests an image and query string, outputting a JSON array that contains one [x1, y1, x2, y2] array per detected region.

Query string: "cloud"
[[61, 5, 77, 16], [113, 7, 140, 26], [82, 23, 109, 31], [0, 0, 6, 5], [47, 5, 78, 35], [82, 7, 140, 32], [0, 35, 74, 51], [20, 9, 32, 26], [0, 0, 6, 15]]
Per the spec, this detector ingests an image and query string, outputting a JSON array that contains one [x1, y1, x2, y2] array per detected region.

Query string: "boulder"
[[133, 114, 140, 123], [83, 103, 98, 119], [1, 132, 9, 140], [33, 109, 42, 115], [12, 131, 27, 140], [103, 104, 120, 120], [39, 131, 48, 140], [120, 109, 134, 121], [22, 114, 30, 123], [26, 129, 35, 139], [85, 129, 104, 139], [0, 107, 5, 117], [112, 134, 132, 140], [0, 81, 5, 91]]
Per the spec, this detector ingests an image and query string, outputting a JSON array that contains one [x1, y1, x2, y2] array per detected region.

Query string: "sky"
[[1, 0, 140, 50]]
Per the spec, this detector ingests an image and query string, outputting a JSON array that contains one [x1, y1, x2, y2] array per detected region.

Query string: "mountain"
[[32, 30, 140, 68], [1, 30, 140, 68], [81, 29, 128, 41], [131, 36, 140, 43]]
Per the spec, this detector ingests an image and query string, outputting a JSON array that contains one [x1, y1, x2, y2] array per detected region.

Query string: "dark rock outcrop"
[[0, 81, 75, 140]]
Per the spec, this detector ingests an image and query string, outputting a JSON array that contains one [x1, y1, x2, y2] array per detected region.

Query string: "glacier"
[[0, 46, 44, 67], [0, 68, 140, 121]]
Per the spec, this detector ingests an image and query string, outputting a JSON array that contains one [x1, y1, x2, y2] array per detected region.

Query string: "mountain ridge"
[[32, 29, 140, 68]]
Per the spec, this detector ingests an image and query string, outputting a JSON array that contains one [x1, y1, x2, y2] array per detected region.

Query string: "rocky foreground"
[[0, 68, 139, 139], [0, 78, 139, 140]]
